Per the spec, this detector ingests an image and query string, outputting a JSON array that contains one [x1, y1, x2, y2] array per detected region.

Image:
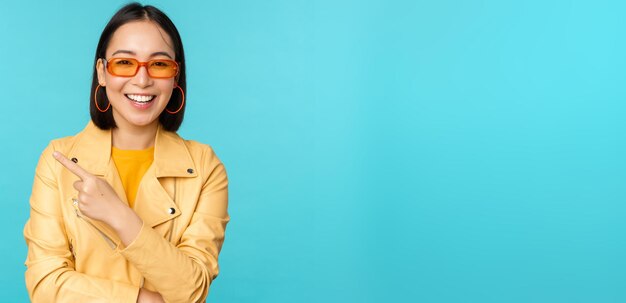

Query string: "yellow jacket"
[[24, 122, 229, 302]]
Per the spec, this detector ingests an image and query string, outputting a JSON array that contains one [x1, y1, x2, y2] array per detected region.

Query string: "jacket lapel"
[[133, 168, 180, 227], [69, 122, 111, 177], [133, 125, 197, 227]]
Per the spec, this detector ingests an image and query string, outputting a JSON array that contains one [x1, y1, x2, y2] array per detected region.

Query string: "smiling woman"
[[23, 3, 229, 303]]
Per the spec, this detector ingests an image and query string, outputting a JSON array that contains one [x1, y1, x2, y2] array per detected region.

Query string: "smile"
[[125, 94, 156, 103]]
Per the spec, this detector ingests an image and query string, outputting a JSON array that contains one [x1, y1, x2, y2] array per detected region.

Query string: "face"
[[96, 20, 177, 130]]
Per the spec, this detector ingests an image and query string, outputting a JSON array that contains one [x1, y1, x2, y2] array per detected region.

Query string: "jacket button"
[[168, 208, 176, 214], [187, 168, 194, 174], [71, 157, 78, 163]]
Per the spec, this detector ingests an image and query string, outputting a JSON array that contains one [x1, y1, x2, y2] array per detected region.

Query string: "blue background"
[[1, 0, 625, 302]]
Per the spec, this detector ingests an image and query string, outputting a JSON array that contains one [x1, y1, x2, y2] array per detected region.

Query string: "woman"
[[23, 3, 229, 302]]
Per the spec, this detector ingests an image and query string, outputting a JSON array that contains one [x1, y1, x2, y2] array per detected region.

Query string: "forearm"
[[26, 264, 139, 303], [118, 224, 214, 303], [108, 205, 144, 248]]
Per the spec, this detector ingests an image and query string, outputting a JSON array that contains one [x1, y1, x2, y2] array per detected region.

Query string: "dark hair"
[[90, 2, 186, 132]]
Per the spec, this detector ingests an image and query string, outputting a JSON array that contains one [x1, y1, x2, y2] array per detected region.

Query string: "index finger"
[[53, 151, 92, 180]]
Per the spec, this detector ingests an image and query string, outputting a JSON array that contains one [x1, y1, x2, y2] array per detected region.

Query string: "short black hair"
[[90, 2, 186, 132]]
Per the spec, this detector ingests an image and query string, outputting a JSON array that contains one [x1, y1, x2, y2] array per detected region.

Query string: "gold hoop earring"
[[166, 85, 185, 114], [94, 85, 111, 112]]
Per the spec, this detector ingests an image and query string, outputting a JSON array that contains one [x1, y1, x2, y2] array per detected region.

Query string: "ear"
[[96, 59, 106, 86]]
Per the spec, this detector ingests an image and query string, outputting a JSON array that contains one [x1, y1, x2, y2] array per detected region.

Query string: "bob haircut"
[[90, 2, 186, 132]]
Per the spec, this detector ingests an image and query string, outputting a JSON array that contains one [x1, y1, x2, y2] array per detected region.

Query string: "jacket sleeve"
[[119, 147, 229, 303], [24, 143, 140, 302]]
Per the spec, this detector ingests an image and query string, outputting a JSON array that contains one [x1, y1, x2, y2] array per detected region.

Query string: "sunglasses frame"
[[103, 57, 180, 79]]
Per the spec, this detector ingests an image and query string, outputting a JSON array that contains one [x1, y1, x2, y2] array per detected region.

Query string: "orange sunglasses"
[[103, 58, 179, 79]]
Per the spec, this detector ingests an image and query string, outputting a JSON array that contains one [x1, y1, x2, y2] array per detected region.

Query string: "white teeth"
[[126, 94, 155, 103]]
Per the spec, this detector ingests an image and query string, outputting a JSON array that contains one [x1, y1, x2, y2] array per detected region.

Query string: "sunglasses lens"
[[108, 58, 139, 76], [148, 60, 178, 78]]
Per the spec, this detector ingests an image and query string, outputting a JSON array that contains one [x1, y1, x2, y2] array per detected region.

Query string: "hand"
[[137, 288, 165, 303], [53, 151, 127, 226], [52, 151, 144, 245]]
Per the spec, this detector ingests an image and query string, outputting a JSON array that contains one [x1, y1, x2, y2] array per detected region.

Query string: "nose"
[[132, 65, 153, 88]]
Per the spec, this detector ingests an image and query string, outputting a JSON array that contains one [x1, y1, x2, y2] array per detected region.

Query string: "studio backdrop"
[[1, 0, 625, 302]]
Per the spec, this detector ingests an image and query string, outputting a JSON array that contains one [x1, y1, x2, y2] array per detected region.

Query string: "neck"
[[112, 121, 158, 150]]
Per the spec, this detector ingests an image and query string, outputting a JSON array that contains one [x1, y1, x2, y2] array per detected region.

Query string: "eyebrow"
[[110, 49, 173, 59]]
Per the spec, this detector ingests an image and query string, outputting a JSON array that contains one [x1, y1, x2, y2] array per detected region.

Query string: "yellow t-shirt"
[[111, 146, 154, 208]]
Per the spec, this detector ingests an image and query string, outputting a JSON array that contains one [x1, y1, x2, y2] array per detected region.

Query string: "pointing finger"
[[53, 151, 91, 180]]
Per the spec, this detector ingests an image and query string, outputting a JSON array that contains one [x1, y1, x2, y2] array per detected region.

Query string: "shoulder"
[[182, 139, 224, 168], [179, 138, 227, 183], [36, 130, 84, 169], [43, 122, 96, 155], [47, 134, 79, 154]]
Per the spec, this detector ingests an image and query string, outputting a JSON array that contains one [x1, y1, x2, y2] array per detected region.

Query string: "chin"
[[112, 106, 164, 128], [132, 118, 160, 127], [120, 113, 160, 128]]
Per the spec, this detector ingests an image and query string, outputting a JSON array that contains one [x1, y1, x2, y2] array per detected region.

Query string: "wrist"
[[108, 204, 141, 233], [110, 206, 144, 247]]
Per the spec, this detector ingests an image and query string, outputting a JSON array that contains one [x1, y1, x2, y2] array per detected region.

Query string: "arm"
[[24, 144, 140, 302], [118, 150, 229, 303]]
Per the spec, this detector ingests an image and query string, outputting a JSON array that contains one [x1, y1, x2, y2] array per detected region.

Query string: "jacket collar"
[[69, 121, 197, 178]]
